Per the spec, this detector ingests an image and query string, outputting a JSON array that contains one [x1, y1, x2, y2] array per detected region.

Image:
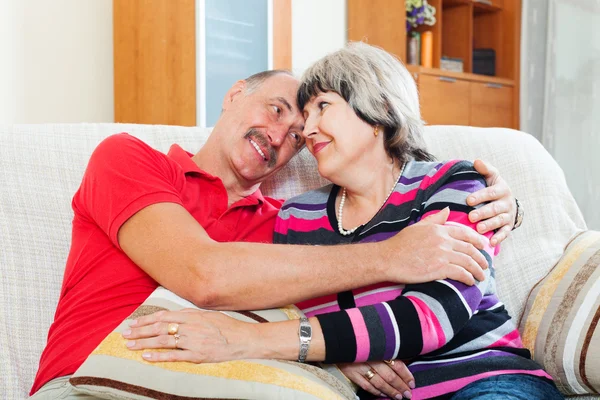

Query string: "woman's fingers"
[[129, 310, 197, 328], [141, 350, 197, 363], [370, 362, 412, 399], [388, 360, 415, 390], [126, 334, 183, 351]]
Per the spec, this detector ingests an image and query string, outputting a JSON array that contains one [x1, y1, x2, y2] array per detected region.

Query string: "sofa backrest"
[[0, 123, 586, 398]]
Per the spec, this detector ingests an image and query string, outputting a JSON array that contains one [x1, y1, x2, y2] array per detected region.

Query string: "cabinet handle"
[[486, 83, 503, 89], [439, 77, 457, 83]]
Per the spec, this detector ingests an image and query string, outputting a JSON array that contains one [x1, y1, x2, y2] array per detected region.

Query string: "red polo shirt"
[[31, 133, 283, 394]]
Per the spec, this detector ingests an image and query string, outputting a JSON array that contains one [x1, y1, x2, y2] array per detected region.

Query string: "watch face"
[[300, 326, 311, 337]]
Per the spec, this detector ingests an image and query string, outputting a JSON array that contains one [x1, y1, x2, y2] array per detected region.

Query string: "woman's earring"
[[374, 126, 379, 137]]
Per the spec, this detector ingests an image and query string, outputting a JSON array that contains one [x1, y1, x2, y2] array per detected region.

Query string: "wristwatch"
[[297, 317, 312, 363], [513, 198, 524, 230]]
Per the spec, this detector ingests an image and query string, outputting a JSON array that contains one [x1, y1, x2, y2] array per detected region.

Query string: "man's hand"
[[339, 360, 415, 399], [468, 159, 517, 246], [383, 207, 488, 286]]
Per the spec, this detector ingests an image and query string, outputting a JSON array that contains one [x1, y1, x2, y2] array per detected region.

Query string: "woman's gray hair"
[[297, 42, 433, 163]]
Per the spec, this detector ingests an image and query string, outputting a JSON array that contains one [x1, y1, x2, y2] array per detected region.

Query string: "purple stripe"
[[399, 174, 426, 185], [408, 350, 512, 373], [281, 202, 327, 211], [438, 179, 485, 194], [478, 294, 500, 311], [446, 280, 482, 312], [374, 303, 397, 360]]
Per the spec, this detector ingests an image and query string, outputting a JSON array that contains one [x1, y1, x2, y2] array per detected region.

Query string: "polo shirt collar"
[[167, 144, 265, 206]]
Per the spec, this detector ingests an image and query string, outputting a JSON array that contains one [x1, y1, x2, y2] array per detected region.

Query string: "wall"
[[0, 0, 114, 124], [291, 0, 347, 75]]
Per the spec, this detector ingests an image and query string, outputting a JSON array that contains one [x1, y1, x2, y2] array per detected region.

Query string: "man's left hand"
[[468, 159, 517, 246]]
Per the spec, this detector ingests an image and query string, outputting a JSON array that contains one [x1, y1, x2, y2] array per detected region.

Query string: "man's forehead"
[[258, 74, 300, 106]]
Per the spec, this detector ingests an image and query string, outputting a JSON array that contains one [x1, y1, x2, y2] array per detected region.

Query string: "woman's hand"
[[469, 159, 518, 245], [339, 360, 415, 399], [122, 309, 258, 363]]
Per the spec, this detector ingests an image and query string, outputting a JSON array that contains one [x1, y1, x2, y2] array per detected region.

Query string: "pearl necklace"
[[337, 162, 406, 236]]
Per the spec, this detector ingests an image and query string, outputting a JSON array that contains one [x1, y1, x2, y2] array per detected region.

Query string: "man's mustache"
[[244, 129, 277, 167]]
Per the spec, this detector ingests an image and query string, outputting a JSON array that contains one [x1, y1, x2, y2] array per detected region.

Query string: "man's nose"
[[267, 124, 288, 147]]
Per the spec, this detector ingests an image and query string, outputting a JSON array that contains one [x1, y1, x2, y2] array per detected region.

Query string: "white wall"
[[291, 0, 347, 75], [0, 0, 114, 124]]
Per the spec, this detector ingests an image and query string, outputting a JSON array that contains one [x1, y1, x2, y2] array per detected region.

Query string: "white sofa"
[[0, 123, 597, 399]]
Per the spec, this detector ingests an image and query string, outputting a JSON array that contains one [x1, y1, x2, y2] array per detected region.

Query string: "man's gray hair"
[[244, 69, 294, 94], [297, 41, 433, 163]]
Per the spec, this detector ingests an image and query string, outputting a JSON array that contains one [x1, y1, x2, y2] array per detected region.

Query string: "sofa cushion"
[[519, 230, 600, 396], [70, 287, 356, 400]]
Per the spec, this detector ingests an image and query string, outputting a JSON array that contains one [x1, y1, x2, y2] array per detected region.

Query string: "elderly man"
[[30, 70, 521, 398]]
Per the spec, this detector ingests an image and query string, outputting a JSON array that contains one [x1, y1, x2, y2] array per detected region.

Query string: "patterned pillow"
[[70, 287, 356, 400], [519, 230, 600, 396]]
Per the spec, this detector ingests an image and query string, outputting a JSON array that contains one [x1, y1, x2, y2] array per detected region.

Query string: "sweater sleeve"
[[316, 160, 497, 363]]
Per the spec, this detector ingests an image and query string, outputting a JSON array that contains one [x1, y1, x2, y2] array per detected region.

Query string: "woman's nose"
[[302, 117, 318, 139]]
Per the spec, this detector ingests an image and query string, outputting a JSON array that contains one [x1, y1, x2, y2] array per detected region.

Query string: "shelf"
[[443, 0, 503, 14], [406, 65, 515, 86]]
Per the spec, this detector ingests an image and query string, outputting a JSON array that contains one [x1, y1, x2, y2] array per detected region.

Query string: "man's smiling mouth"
[[249, 138, 268, 161]]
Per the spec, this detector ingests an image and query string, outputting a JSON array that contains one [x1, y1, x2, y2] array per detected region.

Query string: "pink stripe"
[[354, 288, 403, 308], [303, 303, 341, 318], [274, 215, 332, 234], [489, 329, 524, 348], [346, 308, 371, 362], [412, 369, 553, 399], [407, 296, 446, 353]]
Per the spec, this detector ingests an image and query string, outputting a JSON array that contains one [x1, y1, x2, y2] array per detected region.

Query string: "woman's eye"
[[318, 102, 329, 111], [272, 105, 281, 115]]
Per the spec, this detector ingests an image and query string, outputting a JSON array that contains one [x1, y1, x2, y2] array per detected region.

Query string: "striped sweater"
[[274, 160, 552, 399]]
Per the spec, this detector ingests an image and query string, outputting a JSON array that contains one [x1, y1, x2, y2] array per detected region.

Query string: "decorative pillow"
[[519, 230, 600, 396], [70, 287, 356, 400]]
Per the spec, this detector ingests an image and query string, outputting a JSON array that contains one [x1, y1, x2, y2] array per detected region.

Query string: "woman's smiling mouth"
[[312, 141, 331, 154]]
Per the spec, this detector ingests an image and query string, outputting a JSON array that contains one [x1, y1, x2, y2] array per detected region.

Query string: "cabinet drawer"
[[470, 82, 513, 128], [419, 75, 470, 126]]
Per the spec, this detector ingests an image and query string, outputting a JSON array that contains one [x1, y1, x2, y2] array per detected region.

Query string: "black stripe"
[[425, 308, 513, 356], [361, 306, 387, 361], [337, 290, 356, 309], [403, 281, 471, 334], [387, 296, 423, 358], [316, 311, 357, 364], [411, 354, 543, 387]]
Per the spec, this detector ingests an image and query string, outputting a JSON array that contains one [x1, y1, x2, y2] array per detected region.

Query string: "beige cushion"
[[70, 287, 356, 400], [520, 230, 600, 396]]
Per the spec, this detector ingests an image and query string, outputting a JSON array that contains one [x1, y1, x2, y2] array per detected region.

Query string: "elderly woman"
[[124, 43, 562, 400]]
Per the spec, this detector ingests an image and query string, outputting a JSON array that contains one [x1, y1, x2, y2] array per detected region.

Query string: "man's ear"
[[222, 80, 246, 111]]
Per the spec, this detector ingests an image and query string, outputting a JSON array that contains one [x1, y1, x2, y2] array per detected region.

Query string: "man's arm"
[[118, 202, 488, 311]]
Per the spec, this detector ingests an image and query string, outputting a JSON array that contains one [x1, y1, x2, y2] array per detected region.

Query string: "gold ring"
[[384, 359, 395, 366], [365, 368, 376, 380], [173, 333, 180, 349], [167, 322, 179, 335]]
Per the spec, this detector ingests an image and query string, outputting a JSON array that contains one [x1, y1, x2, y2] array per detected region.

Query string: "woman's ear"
[[222, 80, 246, 111]]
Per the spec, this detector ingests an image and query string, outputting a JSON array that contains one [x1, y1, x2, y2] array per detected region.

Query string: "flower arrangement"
[[406, 0, 437, 31]]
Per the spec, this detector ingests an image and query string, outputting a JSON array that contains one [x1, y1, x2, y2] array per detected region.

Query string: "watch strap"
[[297, 317, 311, 363]]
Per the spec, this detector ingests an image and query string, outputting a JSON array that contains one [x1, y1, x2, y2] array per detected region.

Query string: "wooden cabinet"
[[347, 0, 521, 129], [419, 75, 470, 126], [470, 82, 513, 128], [412, 67, 514, 128]]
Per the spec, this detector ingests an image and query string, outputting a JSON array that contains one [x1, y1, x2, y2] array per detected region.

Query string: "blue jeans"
[[450, 374, 564, 400]]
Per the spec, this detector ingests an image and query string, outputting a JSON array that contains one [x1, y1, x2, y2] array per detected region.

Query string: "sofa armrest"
[[519, 230, 600, 396]]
